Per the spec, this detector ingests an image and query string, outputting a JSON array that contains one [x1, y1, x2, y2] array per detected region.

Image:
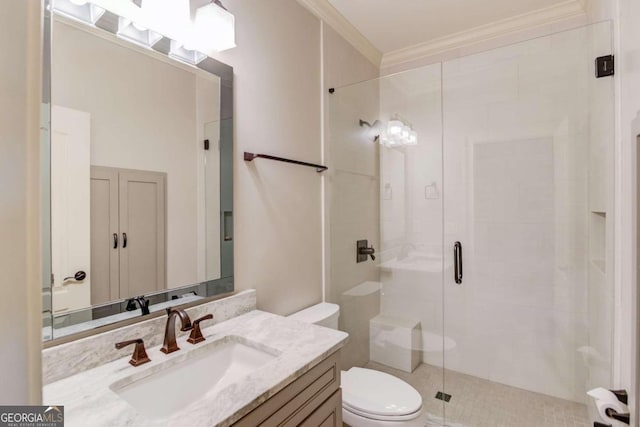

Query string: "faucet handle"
[[115, 338, 151, 367], [187, 314, 213, 344]]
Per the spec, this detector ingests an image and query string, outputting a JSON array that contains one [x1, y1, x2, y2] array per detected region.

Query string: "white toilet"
[[289, 303, 424, 427]]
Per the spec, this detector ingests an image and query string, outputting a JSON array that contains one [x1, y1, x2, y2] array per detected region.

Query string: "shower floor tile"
[[364, 361, 590, 427]]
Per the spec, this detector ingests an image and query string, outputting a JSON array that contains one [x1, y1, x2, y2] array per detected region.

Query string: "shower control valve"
[[357, 240, 376, 263]]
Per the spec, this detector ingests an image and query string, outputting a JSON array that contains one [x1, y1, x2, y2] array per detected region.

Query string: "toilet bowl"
[[289, 303, 424, 426]]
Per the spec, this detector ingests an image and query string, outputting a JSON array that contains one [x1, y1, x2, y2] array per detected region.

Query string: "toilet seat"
[[343, 402, 422, 422], [341, 368, 423, 422]]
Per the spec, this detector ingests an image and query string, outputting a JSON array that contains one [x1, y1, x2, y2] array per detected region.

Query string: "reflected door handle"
[[122, 232, 127, 248], [113, 233, 118, 249], [454, 241, 463, 284], [63, 271, 87, 282]]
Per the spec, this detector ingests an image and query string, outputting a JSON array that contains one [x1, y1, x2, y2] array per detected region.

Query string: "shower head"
[[359, 119, 383, 142], [359, 119, 382, 129]]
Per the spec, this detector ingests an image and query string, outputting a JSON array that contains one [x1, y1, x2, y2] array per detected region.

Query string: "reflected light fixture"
[[388, 119, 403, 137], [117, 16, 162, 48], [379, 116, 418, 147], [52, 0, 105, 25], [169, 39, 207, 65]]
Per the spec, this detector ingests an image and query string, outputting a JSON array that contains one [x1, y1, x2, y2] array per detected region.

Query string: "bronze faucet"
[[115, 338, 151, 366], [160, 308, 192, 354], [187, 314, 214, 344]]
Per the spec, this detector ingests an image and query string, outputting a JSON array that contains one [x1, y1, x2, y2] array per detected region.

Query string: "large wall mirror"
[[41, 4, 234, 343]]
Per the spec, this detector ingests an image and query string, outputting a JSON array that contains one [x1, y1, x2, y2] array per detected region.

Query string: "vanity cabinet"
[[232, 350, 342, 427]]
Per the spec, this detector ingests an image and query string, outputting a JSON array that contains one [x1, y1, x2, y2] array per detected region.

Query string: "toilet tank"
[[288, 303, 340, 329]]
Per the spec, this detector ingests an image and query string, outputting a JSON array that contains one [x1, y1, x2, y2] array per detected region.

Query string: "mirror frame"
[[41, 4, 234, 346]]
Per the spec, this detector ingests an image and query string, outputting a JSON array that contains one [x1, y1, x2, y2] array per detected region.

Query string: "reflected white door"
[[51, 105, 91, 313]]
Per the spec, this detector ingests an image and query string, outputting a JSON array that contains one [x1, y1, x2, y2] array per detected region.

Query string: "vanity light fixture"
[[190, 0, 236, 52], [52, 0, 105, 25], [52, 0, 236, 65], [117, 16, 162, 48]]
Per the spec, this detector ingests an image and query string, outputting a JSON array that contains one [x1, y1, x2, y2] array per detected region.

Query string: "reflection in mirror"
[[43, 12, 233, 342]]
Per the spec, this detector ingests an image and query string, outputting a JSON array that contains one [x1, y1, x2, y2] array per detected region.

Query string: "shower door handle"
[[454, 241, 463, 284]]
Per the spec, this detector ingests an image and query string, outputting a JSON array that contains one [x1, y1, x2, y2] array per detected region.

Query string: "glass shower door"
[[327, 64, 446, 423], [441, 22, 615, 426]]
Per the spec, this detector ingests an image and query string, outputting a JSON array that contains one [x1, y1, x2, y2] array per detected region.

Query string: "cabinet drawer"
[[233, 350, 341, 427], [299, 389, 342, 427]]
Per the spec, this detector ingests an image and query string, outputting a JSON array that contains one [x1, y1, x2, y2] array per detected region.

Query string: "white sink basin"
[[110, 336, 280, 420]]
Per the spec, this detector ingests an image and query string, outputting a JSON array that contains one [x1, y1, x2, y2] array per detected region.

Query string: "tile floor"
[[364, 362, 590, 427]]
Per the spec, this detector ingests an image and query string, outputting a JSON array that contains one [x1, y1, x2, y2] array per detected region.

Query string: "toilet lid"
[[341, 368, 422, 418]]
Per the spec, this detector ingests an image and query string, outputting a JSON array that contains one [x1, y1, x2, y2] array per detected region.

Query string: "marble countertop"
[[43, 310, 348, 427]]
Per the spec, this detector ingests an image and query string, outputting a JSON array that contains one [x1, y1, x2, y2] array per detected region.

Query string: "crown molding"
[[381, 0, 587, 69], [296, 0, 382, 67]]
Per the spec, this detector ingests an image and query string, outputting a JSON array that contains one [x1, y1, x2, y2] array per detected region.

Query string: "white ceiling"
[[326, 0, 573, 53]]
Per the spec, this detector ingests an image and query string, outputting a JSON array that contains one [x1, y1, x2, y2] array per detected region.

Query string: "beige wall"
[[207, 1, 379, 316], [0, 0, 42, 404], [208, 1, 322, 315]]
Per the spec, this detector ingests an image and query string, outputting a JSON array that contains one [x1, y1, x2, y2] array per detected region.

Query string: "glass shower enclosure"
[[327, 21, 614, 426]]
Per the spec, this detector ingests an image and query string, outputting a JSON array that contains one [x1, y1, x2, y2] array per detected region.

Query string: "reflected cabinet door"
[[118, 170, 166, 299], [90, 166, 166, 305], [90, 167, 119, 305]]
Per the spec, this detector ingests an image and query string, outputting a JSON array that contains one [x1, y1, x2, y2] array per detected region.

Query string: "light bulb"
[[407, 130, 418, 145], [388, 120, 403, 136], [379, 131, 388, 146], [401, 125, 410, 141], [132, 22, 148, 32], [182, 34, 197, 51]]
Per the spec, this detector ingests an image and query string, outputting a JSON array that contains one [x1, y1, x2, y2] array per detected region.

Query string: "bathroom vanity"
[[232, 350, 342, 427], [43, 301, 347, 427]]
